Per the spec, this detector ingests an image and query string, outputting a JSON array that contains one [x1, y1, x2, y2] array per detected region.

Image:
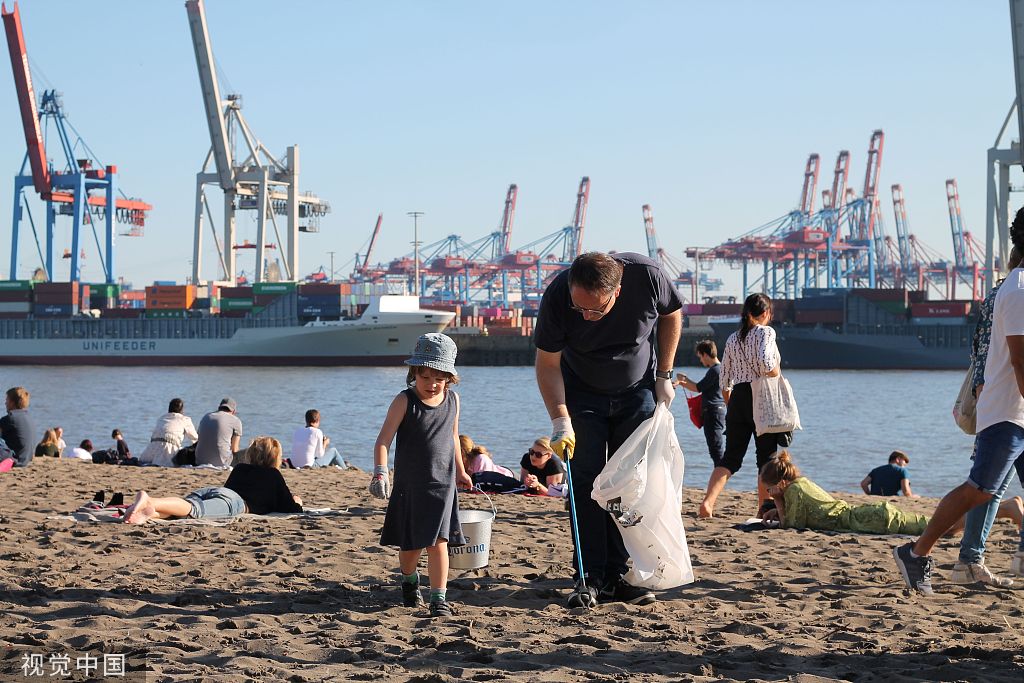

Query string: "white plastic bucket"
[[448, 489, 496, 570]]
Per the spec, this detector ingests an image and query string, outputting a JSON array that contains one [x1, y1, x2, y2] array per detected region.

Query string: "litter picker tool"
[[563, 444, 595, 609]]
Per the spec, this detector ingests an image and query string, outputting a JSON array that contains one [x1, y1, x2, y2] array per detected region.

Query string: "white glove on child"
[[368, 465, 390, 499], [655, 377, 674, 407]]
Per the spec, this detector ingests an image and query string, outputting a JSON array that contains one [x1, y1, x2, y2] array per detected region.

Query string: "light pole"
[[407, 211, 424, 296], [327, 251, 335, 283]]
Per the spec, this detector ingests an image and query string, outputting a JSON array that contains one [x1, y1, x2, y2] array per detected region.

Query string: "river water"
[[6, 365, 1018, 499]]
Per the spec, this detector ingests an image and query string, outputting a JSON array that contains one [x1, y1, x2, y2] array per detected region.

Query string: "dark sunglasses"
[[526, 449, 548, 458]]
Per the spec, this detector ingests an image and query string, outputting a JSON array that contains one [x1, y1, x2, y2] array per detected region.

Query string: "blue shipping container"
[[33, 304, 77, 317], [300, 306, 342, 316], [297, 295, 341, 306]]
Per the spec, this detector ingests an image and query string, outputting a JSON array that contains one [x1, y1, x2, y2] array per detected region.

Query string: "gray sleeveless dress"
[[380, 388, 464, 551]]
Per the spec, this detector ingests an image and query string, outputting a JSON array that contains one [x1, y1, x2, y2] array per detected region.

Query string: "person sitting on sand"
[[860, 450, 918, 498], [760, 450, 1023, 535], [123, 436, 302, 523], [291, 409, 346, 468], [519, 437, 566, 495], [460, 435, 515, 478], [111, 429, 131, 461], [35, 429, 60, 458], [139, 398, 199, 467], [66, 439, 94, 461], [54, 426, 66, 457]]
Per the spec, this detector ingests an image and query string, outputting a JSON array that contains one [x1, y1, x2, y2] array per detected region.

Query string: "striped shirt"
[[720, 325, 780, 391]]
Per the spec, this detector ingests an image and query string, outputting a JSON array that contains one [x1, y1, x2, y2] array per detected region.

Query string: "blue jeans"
[[185, 487, 246, 518], [959, 467, 1017, 564], [964, 421, 1024, 560], [967, 422, 1024, 493], [565, 373, 656, 584], [314, 447, 345, 467]]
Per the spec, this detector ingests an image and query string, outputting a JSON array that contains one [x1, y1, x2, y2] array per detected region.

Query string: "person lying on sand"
[[123, 436, 302, 523], [760, 450, 1023, 536]]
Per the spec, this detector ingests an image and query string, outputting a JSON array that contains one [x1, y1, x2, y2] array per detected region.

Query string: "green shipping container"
[[85, 283, 121, 297], [877, 301, 908, 316], [0, 280, 34, 291], [222, 298, 254, 310], [253, 282, 297, 295]]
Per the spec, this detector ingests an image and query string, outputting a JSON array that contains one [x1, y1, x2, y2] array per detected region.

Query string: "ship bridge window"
[[388, 338, 398, 344]]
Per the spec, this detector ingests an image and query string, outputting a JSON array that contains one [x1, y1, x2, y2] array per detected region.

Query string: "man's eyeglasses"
[[570, 292, 614, 318], [526, 449, 548, 458]]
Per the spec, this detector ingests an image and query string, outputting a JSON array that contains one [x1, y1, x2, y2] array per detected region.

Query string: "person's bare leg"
[[757, 474, 771, 514], [1001, 496, 1024, 529], [426, 540, 449, 591], [398, 548, 423, 576], [912, 483, 992, 556], [699, 466, 731, 518], [124, 491, 192, 523]]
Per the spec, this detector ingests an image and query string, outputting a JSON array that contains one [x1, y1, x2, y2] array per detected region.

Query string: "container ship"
[[0, 280, 453, 366], [699, 288, 975, 370]]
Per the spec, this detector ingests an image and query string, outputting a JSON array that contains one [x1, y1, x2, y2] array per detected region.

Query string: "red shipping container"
[[910, 301, 972, 317], [34, 282, 79, 294], [0, 312, 29, 319], [0, 291, 32, 302], [795, 309, 844, 324], [703, 303, 743, 315], [853, 288, 909, 305]]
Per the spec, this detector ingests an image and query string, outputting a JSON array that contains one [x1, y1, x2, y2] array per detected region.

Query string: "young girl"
[[760, 450, 1023, 535], [123, 436, 303, 523], [370, 333, 473, 618]]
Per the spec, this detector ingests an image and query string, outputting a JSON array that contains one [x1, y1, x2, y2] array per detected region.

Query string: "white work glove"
[[655, 377, 674, 407], [550, 416, 576, 459], [368, 465, 390, 499]]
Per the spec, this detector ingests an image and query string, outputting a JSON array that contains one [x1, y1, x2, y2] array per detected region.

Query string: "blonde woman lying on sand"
[[759, 450, 1023, 535], [123, 436, 303, 523]]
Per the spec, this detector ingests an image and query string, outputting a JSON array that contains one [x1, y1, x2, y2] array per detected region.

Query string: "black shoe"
[[429, 599, 453, 618], [401, 581, 424, 607], [566, 580, 599, 608], [600, 577, 655, 605], [892, 543, 934, 595]]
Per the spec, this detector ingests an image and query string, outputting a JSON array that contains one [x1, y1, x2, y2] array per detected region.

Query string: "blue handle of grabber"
[[562, 445, 588, 589]]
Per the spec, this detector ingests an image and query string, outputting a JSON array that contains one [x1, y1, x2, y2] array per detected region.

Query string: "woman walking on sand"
[[699, 293, 792, 518], [368, 333, 473, 618]]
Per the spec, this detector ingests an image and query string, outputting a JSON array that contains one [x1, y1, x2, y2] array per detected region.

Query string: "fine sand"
[[2, 458, 1024, 682]]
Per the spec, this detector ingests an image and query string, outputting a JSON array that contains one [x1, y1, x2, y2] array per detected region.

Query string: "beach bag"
[[752, 374, 801, 435], [591, 403, 694, 589], [953, 361, 977, 435], [686, 393, 703, 429]]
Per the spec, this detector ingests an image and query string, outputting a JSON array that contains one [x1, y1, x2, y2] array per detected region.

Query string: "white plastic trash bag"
[[751, 374, 802, 435], [591, 403, 694, 589]]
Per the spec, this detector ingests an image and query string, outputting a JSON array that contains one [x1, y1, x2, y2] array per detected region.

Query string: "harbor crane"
[[352, 213, 383, 280], [2, 2, 151, 283], [185, 0, 329, 285]]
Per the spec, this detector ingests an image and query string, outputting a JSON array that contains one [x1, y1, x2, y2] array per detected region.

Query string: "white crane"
[[185, 0, 329, 285]]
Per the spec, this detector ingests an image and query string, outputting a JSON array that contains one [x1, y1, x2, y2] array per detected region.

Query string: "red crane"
[[498, 184, 517, 257], [2, 1, 151, 282], [798, 153, 820, 217], [354, 213, 383, 278], [569, 176, 590, 260]]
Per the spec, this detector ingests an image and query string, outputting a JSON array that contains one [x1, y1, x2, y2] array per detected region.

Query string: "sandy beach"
[[1, 458, 1023, 682]]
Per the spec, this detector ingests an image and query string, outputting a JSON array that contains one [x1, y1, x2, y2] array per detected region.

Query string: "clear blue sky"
[[0, 0, 1018, 292]]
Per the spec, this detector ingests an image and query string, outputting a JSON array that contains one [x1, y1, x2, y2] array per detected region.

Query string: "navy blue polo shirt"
[[533, 253, 682, 393]]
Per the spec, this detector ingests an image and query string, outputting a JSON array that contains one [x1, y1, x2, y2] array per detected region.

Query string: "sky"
[[0, 0, 1019, 293]]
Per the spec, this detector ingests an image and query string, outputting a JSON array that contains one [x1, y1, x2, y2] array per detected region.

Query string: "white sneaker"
[[1011, 552, 1024, 577], [950, 561, 1014, 587]]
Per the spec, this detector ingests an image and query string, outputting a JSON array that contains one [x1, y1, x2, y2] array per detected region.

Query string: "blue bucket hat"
[[405, 333, 458, 375]]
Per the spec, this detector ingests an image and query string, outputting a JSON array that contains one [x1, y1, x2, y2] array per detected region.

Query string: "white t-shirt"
[[977, 268, 1024, 432], [65, 447, 93, 461], [291, 425, 326, 468]]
